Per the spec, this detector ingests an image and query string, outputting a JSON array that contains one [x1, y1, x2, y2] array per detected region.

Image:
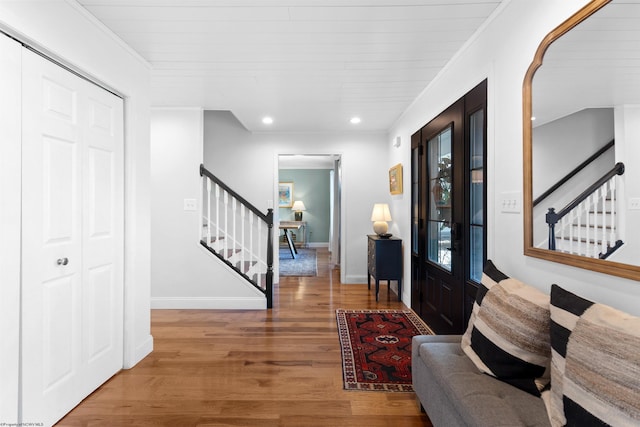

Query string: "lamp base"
[[294, 212, 303, 221], [378, 233, 392, 239], [373, 221, 388, 235]]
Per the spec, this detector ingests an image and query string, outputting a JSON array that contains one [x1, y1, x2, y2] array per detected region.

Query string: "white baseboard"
[[345, 275, 368, 284], [151, 296, 266, 310], [306, 242, 329, 248]]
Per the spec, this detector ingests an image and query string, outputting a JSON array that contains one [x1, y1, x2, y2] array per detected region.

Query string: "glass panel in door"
[[469, 109, 484, 283], [412, 147, 419, 254], [427, 127, 452, 271]]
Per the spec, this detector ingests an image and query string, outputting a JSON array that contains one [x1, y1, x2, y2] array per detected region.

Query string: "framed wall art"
[[389, 163, 403, 195], [278, 182, 294, 207]]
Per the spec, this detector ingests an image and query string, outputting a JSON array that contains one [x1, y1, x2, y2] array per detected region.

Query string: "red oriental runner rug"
[[336, 309, 433, 392]]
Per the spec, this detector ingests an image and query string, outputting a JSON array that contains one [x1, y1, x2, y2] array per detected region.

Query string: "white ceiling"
[[77, 0, 503, 132]]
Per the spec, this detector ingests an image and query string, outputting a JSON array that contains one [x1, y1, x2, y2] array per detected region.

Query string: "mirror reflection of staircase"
[[535, 148, 625, 260]]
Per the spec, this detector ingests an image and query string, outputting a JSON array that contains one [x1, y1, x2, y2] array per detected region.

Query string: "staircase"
[[200, 164, 274, 307], [545, 162, 625, 260]]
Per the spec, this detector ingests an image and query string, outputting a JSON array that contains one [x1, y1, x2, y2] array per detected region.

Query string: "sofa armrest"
[[412, 335, 462, 361]]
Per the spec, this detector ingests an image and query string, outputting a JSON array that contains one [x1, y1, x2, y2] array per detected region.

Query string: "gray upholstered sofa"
[[412, 334, 551, 427]]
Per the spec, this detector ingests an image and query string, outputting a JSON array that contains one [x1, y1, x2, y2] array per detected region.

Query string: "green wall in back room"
[[278, 169, 331, 244]]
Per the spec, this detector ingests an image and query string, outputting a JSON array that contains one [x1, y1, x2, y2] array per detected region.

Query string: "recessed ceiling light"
[[531, 116, 536, 121], [350, 117, 361, 124], [262, 116, 273, 125]]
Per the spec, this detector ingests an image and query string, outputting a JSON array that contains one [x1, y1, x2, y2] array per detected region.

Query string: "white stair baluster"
[[560, 216, 565, 253], [568, 210, 574, 254], [206, 178, 212, 245], [257, 218, 262, 273], [215, 184, 220, 246], [249, 213, 254, 273], [232, 197, 237, 262], [595, 190, 601, 258], [586, 193, 592, 257], [223, 190, 229, 258], [576, 200, 582, 256], [598, 183, 607, 255], [609, 179, 616, 249], [241, 205, 246, 273]]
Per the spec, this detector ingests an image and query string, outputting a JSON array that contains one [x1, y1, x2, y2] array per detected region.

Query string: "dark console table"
[[367, 234, 402, 301]]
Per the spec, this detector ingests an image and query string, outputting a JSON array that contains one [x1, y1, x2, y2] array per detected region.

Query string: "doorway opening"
[[277, 154, 342, 276]]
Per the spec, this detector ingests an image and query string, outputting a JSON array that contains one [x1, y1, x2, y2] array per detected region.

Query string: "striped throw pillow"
[[461, 260, 551, 396], [547, 284, 640, 427]]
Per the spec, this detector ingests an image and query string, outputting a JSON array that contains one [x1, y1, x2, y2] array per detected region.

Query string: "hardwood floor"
[[58, 248, 433, 426]]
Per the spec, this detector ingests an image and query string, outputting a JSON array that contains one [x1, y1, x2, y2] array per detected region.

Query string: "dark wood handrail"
[[200, 164, 271, 223], [533, 139, 614, 207], [546, 161, 624, 233]]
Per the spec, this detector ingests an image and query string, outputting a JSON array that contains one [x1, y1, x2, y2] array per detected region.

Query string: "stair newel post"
[[266, 208, 274, 309], [546, 208, 559, 251]]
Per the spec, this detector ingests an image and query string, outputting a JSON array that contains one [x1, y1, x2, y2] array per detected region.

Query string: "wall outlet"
[[629, 197, 640, 210], [500, 191, 521, 213], [183, 198, 197, 211]]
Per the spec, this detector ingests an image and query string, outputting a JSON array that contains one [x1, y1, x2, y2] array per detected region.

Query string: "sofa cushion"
[[547, 284, 640, 427], [461, 260, 551, 396], [417, 340, 551, 427]]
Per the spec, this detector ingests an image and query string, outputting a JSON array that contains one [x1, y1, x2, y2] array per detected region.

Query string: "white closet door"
[[21, 48, 124, 427]]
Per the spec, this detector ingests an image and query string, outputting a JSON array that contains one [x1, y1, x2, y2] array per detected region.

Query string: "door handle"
[[451, 223, 462, 241], [56, 257, 69, 266]]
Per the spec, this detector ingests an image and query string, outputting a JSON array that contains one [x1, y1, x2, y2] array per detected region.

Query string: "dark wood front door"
[[411, 80, 487, 334]]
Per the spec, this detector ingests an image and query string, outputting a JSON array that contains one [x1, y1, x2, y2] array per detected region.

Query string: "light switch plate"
[[629, 197, 640, 210], [500, 191, 521, 213], [184, 198, 197, 211]]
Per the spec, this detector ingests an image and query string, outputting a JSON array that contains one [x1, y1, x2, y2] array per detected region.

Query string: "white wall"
[[0, 1, 153, 422], [389, 0, 640, 316], [613, 105, 640, 265], [150, 109, 265, 308], [203, 111, 390, 284]]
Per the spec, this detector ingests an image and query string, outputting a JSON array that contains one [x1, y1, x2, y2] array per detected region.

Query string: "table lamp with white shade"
[[371, 203, 392, 237], [292, 200, 306, 221]]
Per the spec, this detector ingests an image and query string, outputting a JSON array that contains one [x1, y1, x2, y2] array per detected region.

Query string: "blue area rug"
[[279, 248, 317, 276]]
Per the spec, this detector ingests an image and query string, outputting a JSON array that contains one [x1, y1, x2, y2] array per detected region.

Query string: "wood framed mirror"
[[523, 0, 640, 281]]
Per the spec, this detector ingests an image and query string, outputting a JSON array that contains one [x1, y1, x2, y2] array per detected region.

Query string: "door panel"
[[43, 136, 79, 243], [42, 276, 77, 391], [87, 265, 114, 361], [21, 48, 124, 426], [420, 100, 464, 334], [22, 50, 85, 425], [88, 148, 114, 237], [411, 80, 487, 334], [82, 83, 124, 390]]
